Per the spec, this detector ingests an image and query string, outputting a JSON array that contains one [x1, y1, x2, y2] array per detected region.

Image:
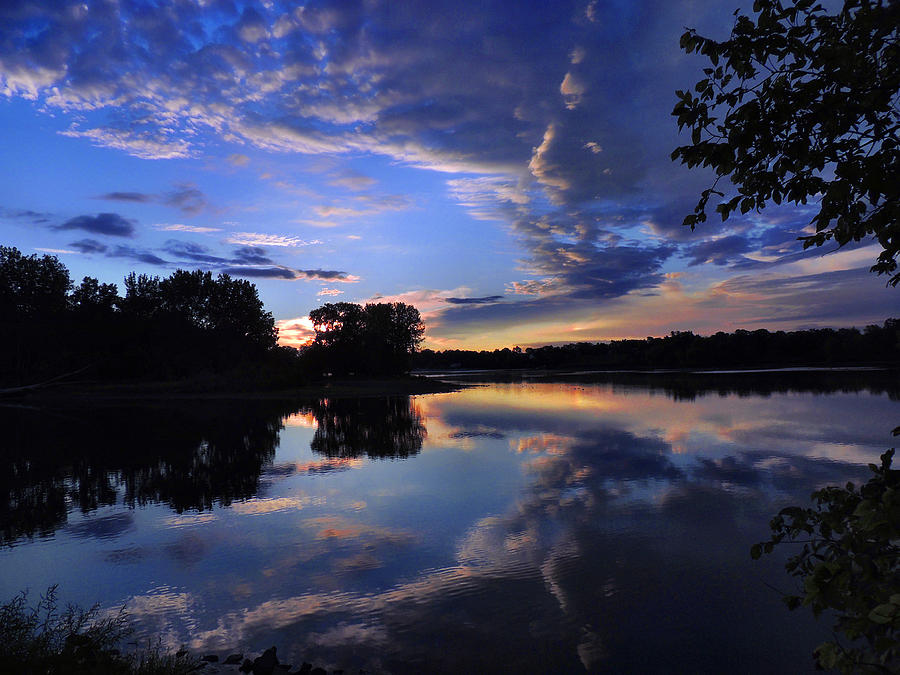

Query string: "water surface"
[[1, 374, 898, 673]]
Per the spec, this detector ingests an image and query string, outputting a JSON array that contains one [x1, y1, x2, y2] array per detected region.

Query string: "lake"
[[1, 371, 898, 673]]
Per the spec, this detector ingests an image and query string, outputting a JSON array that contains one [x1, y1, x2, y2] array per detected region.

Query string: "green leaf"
[[868, 604, 897, 625], [815, 642, 839, 670]]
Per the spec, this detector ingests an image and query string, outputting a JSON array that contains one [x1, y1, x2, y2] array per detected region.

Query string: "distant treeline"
[[4, 246, 898, 387], [414, 321, 900, 371]]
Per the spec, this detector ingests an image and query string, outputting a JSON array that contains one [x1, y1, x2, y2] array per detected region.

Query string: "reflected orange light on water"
[[415, 382, 766, 458], [283, 411, 318, 428]]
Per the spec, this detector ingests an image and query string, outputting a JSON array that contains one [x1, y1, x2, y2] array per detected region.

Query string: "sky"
[[0, 0, 896, 350]]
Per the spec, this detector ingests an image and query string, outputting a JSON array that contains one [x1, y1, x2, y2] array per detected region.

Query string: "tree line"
[[0, 246, 423, 387], [414, 322, 900, 371], [0, 246, 287, 385], [3, 245, 896, 387]]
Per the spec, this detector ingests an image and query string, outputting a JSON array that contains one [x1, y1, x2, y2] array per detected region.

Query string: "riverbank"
[[1, 375, 464, 402]]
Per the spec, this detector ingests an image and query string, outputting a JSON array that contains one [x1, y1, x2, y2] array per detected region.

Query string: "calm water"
[[1, 373, 898, 673]]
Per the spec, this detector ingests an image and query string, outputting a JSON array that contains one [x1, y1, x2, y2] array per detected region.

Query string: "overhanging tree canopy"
[[672, 0, 899, 283]]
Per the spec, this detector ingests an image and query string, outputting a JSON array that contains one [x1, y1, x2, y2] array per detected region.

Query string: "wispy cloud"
[[35, 247, 78, 254], [221, 266, 360, 282], [154, 224, 222, 233], [69, 239, 108, 254], [98, 183, 210, 215], [226, 232, 322, 247], [445, 296, 504, 305]]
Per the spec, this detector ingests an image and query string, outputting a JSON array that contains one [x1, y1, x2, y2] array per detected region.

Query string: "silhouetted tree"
[[0, 246, 71, 318], [0, 249, 287, 385], [307, 301, 366, 374], [0, 248, 73, 381], [308, 301, 424, 375], [673, 0, 900, 283], [69, 277, 119, 316], [119, 272, 161, 319], [362, 302, 425, 375]]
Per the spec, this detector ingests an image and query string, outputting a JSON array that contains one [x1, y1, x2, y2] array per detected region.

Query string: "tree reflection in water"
[[0, 395, 429, 545], [306, 396, 426, 459], [0, 400, 297, 545]]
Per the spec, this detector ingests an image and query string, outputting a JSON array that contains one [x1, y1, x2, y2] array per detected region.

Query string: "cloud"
[[226, 232, 321, 247], [107, 245, 167, 265], [163, 240, 279, 267], [69, 239, 108, 254], [445, 296, 504, 305], [56, 213, 136, 237], [560, 72, 586, 110], [163, 240, 230, 264], [1, 208, 52, 223], [707, 266, 900, 325], [227, 153, 251, 166], [163, 183, 208, 215], [154, 224, 222, 233], [98, 191, 153, 203], [310, 194, 412, 221], [221, 266, 360, 282], [317, 288, 344, 296], [685, 235, 754, 267], [314, 206, 370, 219], [98, 184, 210, 214], [35, 247, 78, 254], [60, 126, 192, 160], [231, 246, 272, 265], [328, 169, 377, 191]]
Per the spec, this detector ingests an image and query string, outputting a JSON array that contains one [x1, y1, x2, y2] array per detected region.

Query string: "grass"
[[0, 586, 201, 674]]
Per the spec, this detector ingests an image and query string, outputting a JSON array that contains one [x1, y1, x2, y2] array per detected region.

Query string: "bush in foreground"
[[0, 586, 199, 674], [754, 443, 900, 672]]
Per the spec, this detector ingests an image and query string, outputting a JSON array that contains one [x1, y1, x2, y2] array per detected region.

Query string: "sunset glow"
[[1, 1, 895, 349]]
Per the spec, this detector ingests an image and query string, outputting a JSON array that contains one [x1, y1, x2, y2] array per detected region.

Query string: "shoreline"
[[3, 375, 465, 403], [4, 363, 896, 403]]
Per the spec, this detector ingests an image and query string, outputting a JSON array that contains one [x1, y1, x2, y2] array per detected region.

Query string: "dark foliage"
[[0, 586, 200, 674], [0, 400, 298, 544], [307, 301, 425, 376], [414, 320, 900, 371], [754, 448, 900, 672], [307, 396, 426, 459], [672, 0, 900, 283], [0, 247, 291, 386]]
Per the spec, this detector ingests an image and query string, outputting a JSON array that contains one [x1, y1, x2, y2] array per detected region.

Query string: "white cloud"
[[154, 224, 223, 233], [60, 126, 192, 160], [35, 247, 78, 254], [225, 232, 321, 247]]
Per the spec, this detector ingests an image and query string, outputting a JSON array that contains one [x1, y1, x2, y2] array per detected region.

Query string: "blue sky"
[[1, 0, 896, 348]]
